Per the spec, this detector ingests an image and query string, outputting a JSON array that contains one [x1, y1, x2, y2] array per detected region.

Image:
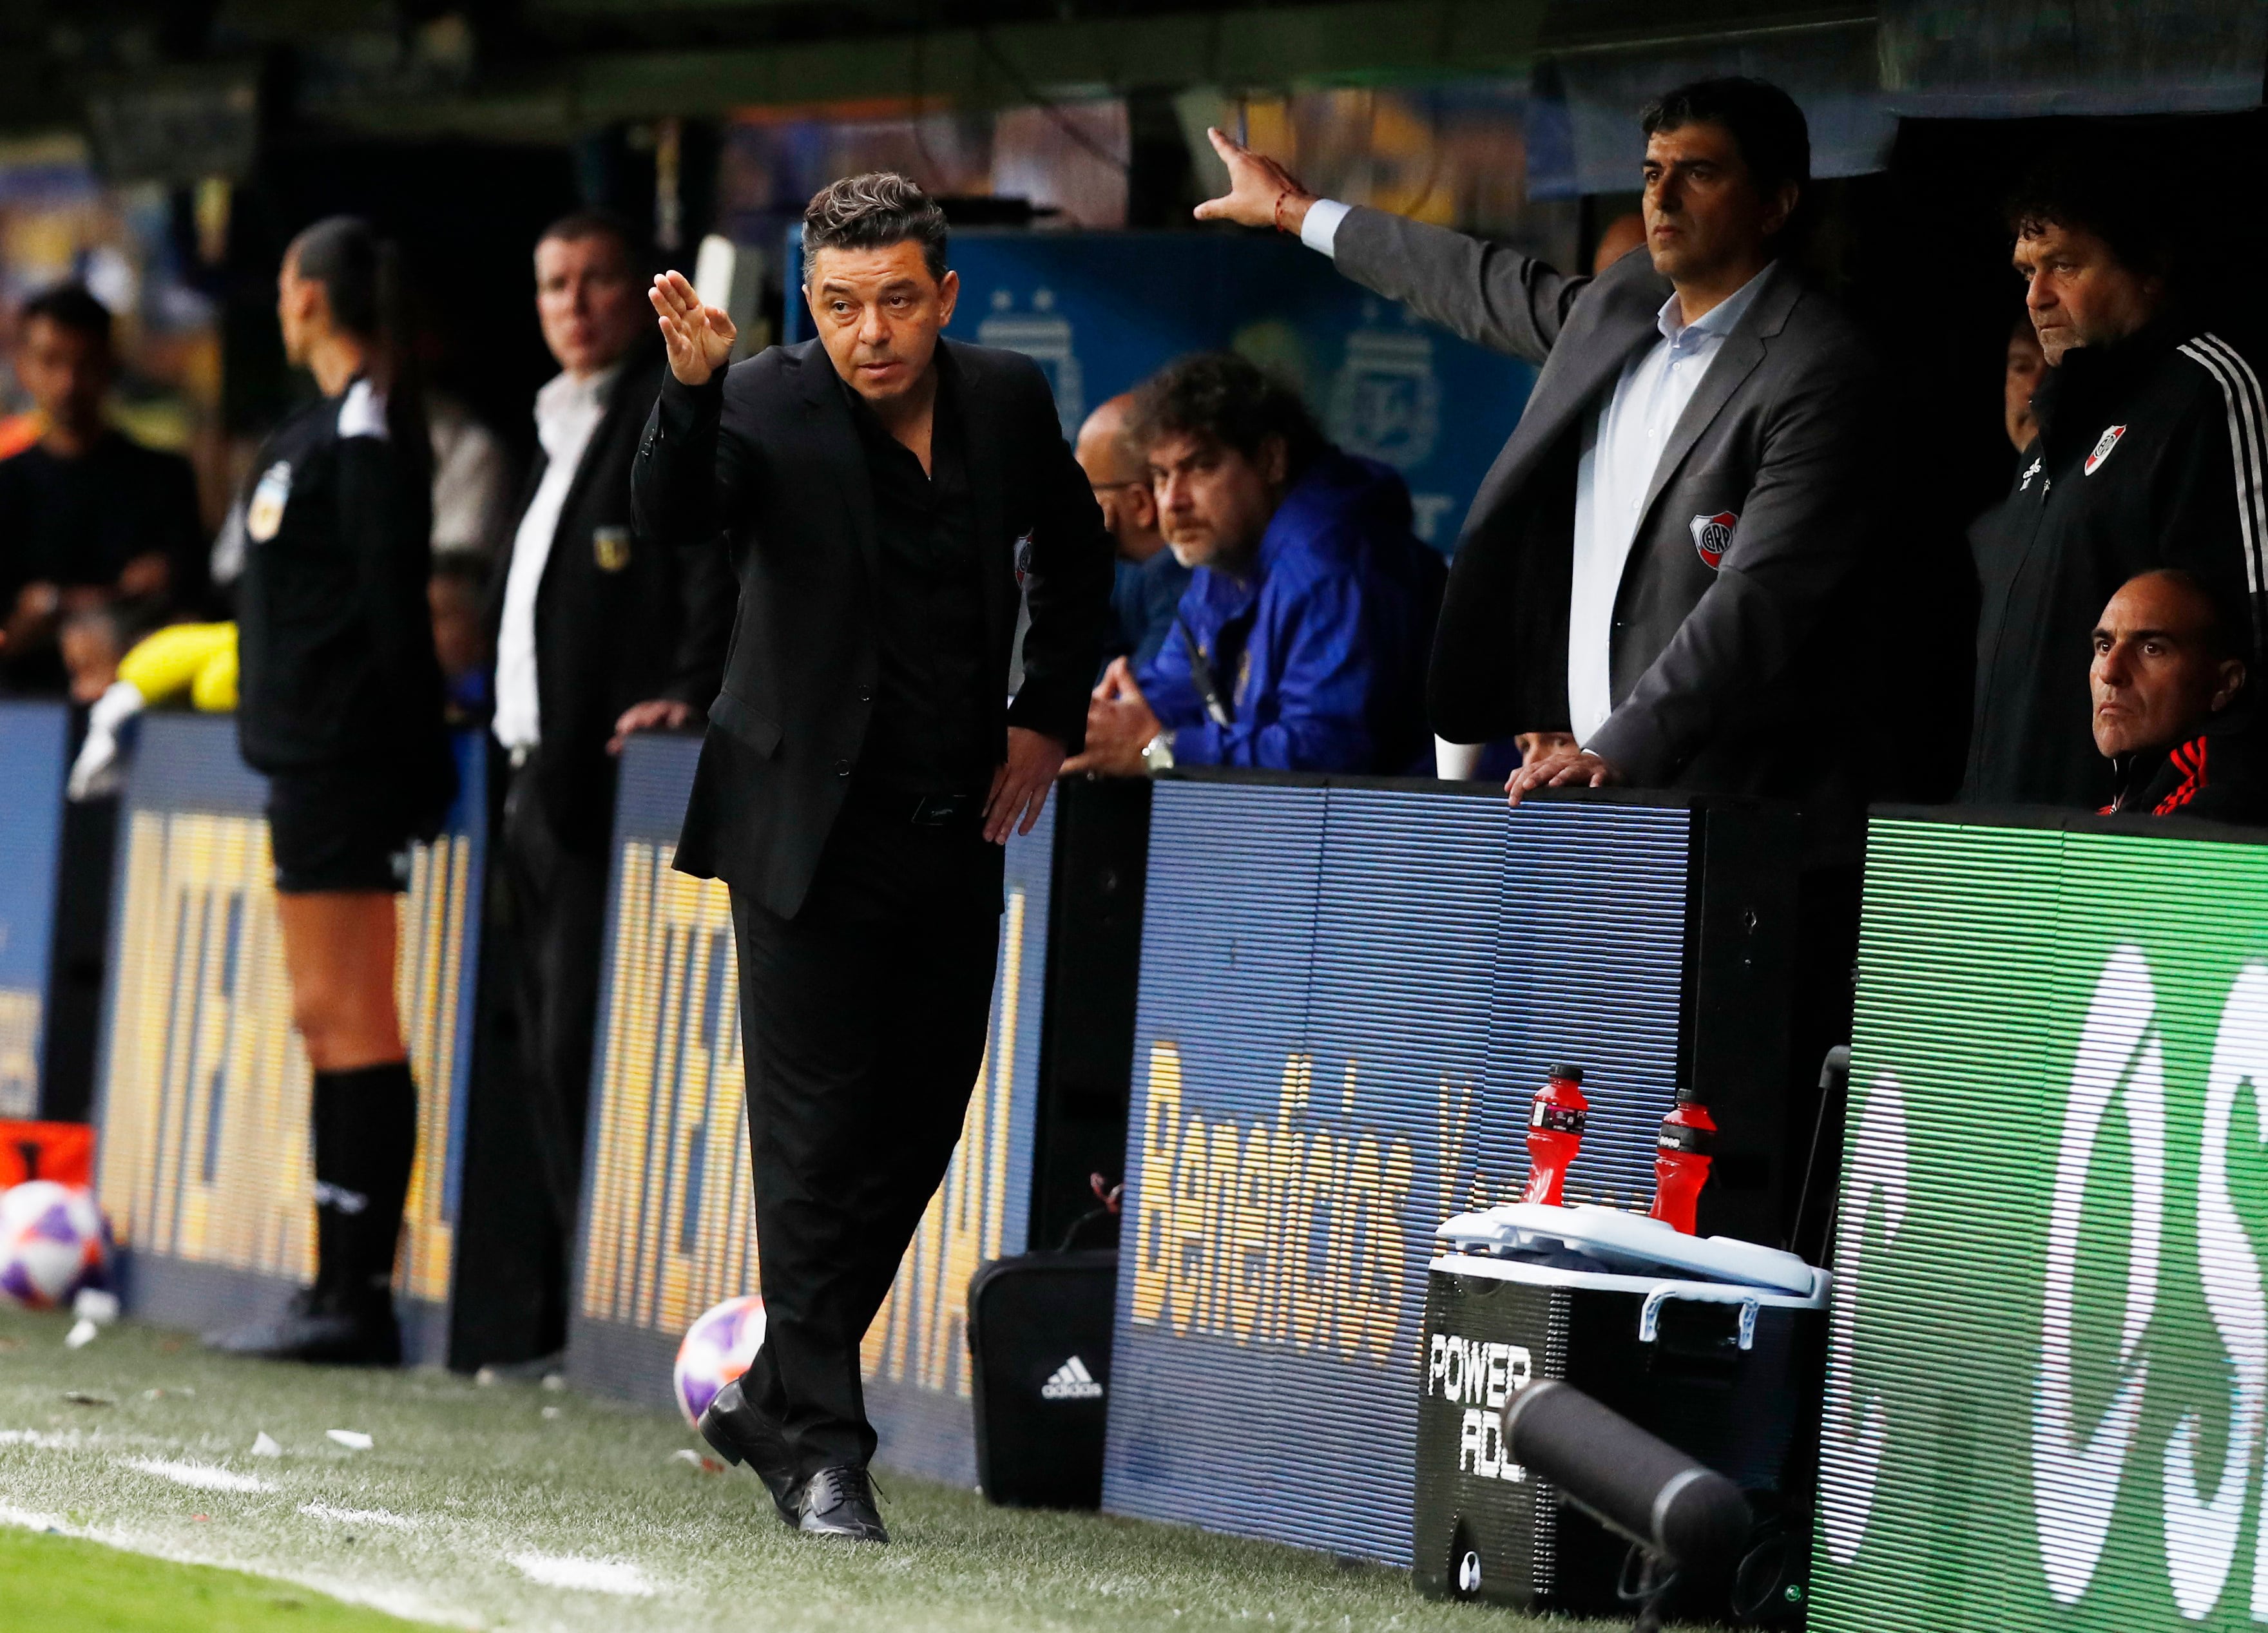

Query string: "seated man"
[[1076, 392, 1190, 671], [1067, 352, 1441, 776], [2093, 568, 2262, 821], [0, 283, 204, 693]]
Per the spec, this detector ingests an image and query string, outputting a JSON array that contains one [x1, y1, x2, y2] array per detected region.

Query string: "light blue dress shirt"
[[1566, 270, 1766, 741], [1299, 199, 1766, 744]]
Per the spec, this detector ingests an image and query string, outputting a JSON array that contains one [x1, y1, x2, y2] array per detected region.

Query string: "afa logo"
[[1689, 510, 1738, 569]]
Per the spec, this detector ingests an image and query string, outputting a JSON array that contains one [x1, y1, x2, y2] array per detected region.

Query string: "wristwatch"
[[1140, 731, 1176, 776]]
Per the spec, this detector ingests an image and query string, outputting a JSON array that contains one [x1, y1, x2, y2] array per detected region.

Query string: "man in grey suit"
[[1200, 78, 1876, 818]]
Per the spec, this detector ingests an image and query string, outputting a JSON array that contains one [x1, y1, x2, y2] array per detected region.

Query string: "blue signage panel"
[[90, 716, 488, 1364], [789, 229, 1537, 551], [568, 734, 1052, 1486], [1102, 779, 1696, 1563], [0, 702, 67, 1117]]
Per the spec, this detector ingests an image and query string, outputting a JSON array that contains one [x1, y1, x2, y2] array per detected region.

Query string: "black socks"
[[311, 1062, 418, 1308]]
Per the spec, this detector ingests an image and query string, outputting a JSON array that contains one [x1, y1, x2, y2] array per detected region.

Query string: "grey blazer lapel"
[[1635, 262, 1797, 527], [794, 342, 879, 587]]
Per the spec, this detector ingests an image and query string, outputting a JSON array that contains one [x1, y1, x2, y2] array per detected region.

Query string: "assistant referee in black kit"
[[633, 174, 1111, 1542], [208, 216, 454, 1365]]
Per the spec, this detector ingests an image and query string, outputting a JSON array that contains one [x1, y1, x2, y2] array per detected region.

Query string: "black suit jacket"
[[489, 344, 733, 852], [1331, 210, 1880, 810], [631, 337, 1113, 916]]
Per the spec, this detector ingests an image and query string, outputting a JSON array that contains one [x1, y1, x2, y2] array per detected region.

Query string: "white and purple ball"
[[673, 1294, 766, 1428], [0, 1181, 111, 1311]]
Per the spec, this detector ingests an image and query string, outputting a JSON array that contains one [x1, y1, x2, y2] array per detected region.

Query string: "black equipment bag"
[[966, 1248, 1117, 1509]]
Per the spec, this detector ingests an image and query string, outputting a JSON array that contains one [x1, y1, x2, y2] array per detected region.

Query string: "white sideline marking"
[[123, 1458, 274, 1493], [509, 1552, 658, 1596], [0, 1503, 68, 1531], [2, 1491, 481, 1627], [0, 1429, 77, 1448], [299, 1502, 417, 1530]]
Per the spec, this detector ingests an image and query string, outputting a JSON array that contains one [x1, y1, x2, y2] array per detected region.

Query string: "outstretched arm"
[[1196, 127, 1583, 365]]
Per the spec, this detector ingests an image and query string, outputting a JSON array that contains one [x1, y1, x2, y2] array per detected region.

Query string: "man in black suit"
[[633, 173, 1111, 1542], [488, 210, 731, 1350]]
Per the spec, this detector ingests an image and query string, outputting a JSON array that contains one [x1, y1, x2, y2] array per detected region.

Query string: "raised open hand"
[[649, 269, 737, 387], [1193, 128, 1316, 234]]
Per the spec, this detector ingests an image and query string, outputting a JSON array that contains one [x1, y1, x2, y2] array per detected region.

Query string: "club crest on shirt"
[[1689, 510, 1738, 569], [2085, 425, 2127, 475], [244, 461, 292, 544], [593, 525, 632, 572]]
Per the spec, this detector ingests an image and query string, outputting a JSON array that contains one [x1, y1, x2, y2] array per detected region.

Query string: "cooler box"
[[1413, 1204, 1829, 1621]]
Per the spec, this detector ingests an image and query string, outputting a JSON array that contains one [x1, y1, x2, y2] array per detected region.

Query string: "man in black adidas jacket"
[[2091, 569, 2266, 824], [1963, 157, 2264, 808]]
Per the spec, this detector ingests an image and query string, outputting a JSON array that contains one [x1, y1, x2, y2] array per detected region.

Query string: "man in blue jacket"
[[1066, 352, 1441, 776]]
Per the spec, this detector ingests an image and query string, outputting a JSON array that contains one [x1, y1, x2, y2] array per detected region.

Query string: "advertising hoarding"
[[0, 702, 67, 1117], [90, 716, 486, 1362], [1817, 812, 2268, 1630], [1102, 778, 1793, 1563]]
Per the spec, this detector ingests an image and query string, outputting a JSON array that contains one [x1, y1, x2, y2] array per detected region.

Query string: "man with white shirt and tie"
[[1200, 77, 1878, 823], [488, 210, 730, 1353]]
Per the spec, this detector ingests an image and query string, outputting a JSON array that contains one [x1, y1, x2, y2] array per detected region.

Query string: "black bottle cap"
[[1547, 1062, 1584, 1084]]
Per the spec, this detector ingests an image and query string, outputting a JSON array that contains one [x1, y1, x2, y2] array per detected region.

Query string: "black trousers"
[[730, 790, 1003, 1476], [501, 763, 611, 1346]]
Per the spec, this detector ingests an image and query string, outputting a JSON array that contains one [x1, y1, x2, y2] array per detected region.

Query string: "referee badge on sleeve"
[[245, 462, 292, 543], [593, 526, 632, 572]]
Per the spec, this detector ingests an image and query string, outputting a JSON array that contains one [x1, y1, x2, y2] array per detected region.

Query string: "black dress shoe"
[[204, 1287, 401, 1366], [697, 1378, 803, 1526], [798, 1466, 888, 1542]]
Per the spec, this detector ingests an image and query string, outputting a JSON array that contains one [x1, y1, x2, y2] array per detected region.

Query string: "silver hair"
[[802, 172, 949, 285]]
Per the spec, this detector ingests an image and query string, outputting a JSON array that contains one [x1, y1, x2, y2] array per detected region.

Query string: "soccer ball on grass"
[[0, 1181, 112, 1310]]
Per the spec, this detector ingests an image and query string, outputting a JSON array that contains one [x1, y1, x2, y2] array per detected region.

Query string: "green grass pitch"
[[0, 1304, 1615, 1632]]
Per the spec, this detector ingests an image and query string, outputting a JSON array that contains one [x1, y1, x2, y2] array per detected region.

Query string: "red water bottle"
[[1521, 1063, 1588, 1207], [1649, 1092, 1718, 1235]]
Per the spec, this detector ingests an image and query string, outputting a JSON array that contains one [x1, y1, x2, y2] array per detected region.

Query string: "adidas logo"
[[1040, 1355, 1104, 1401]]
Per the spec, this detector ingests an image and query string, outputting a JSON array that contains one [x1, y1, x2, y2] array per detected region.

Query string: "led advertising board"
[[91, 716, 486, 1363], [1102, 778, 1796, 1563], [1817, 812, 2268, 1630], [567, 736, 1052, 1485], [0, 702, 66, 1117]]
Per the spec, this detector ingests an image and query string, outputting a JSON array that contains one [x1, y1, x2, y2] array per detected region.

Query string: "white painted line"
[[298, 1503, 417, 1530], [0, 1429, 78, 1448], [0, 1504, 68, 1531], [122, 1458, 274, 1493], [508, 1552, 658, 1596]]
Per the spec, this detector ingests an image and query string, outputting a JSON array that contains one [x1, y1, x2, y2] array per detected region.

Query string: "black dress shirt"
[[0, 430, 205, 692], [840, 372, 992, 794]]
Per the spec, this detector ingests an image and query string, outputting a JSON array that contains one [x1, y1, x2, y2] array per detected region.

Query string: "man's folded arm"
[[1327, 205, 1586, 368], [1583, 358, 1876, 783]]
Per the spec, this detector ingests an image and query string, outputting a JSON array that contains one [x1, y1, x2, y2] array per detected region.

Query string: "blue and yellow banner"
[[90, 716, 486, 1362], [568, 735, 1050, 1485], [0, 702, 68, 1118], [1103, 781, 1707, 1564]]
